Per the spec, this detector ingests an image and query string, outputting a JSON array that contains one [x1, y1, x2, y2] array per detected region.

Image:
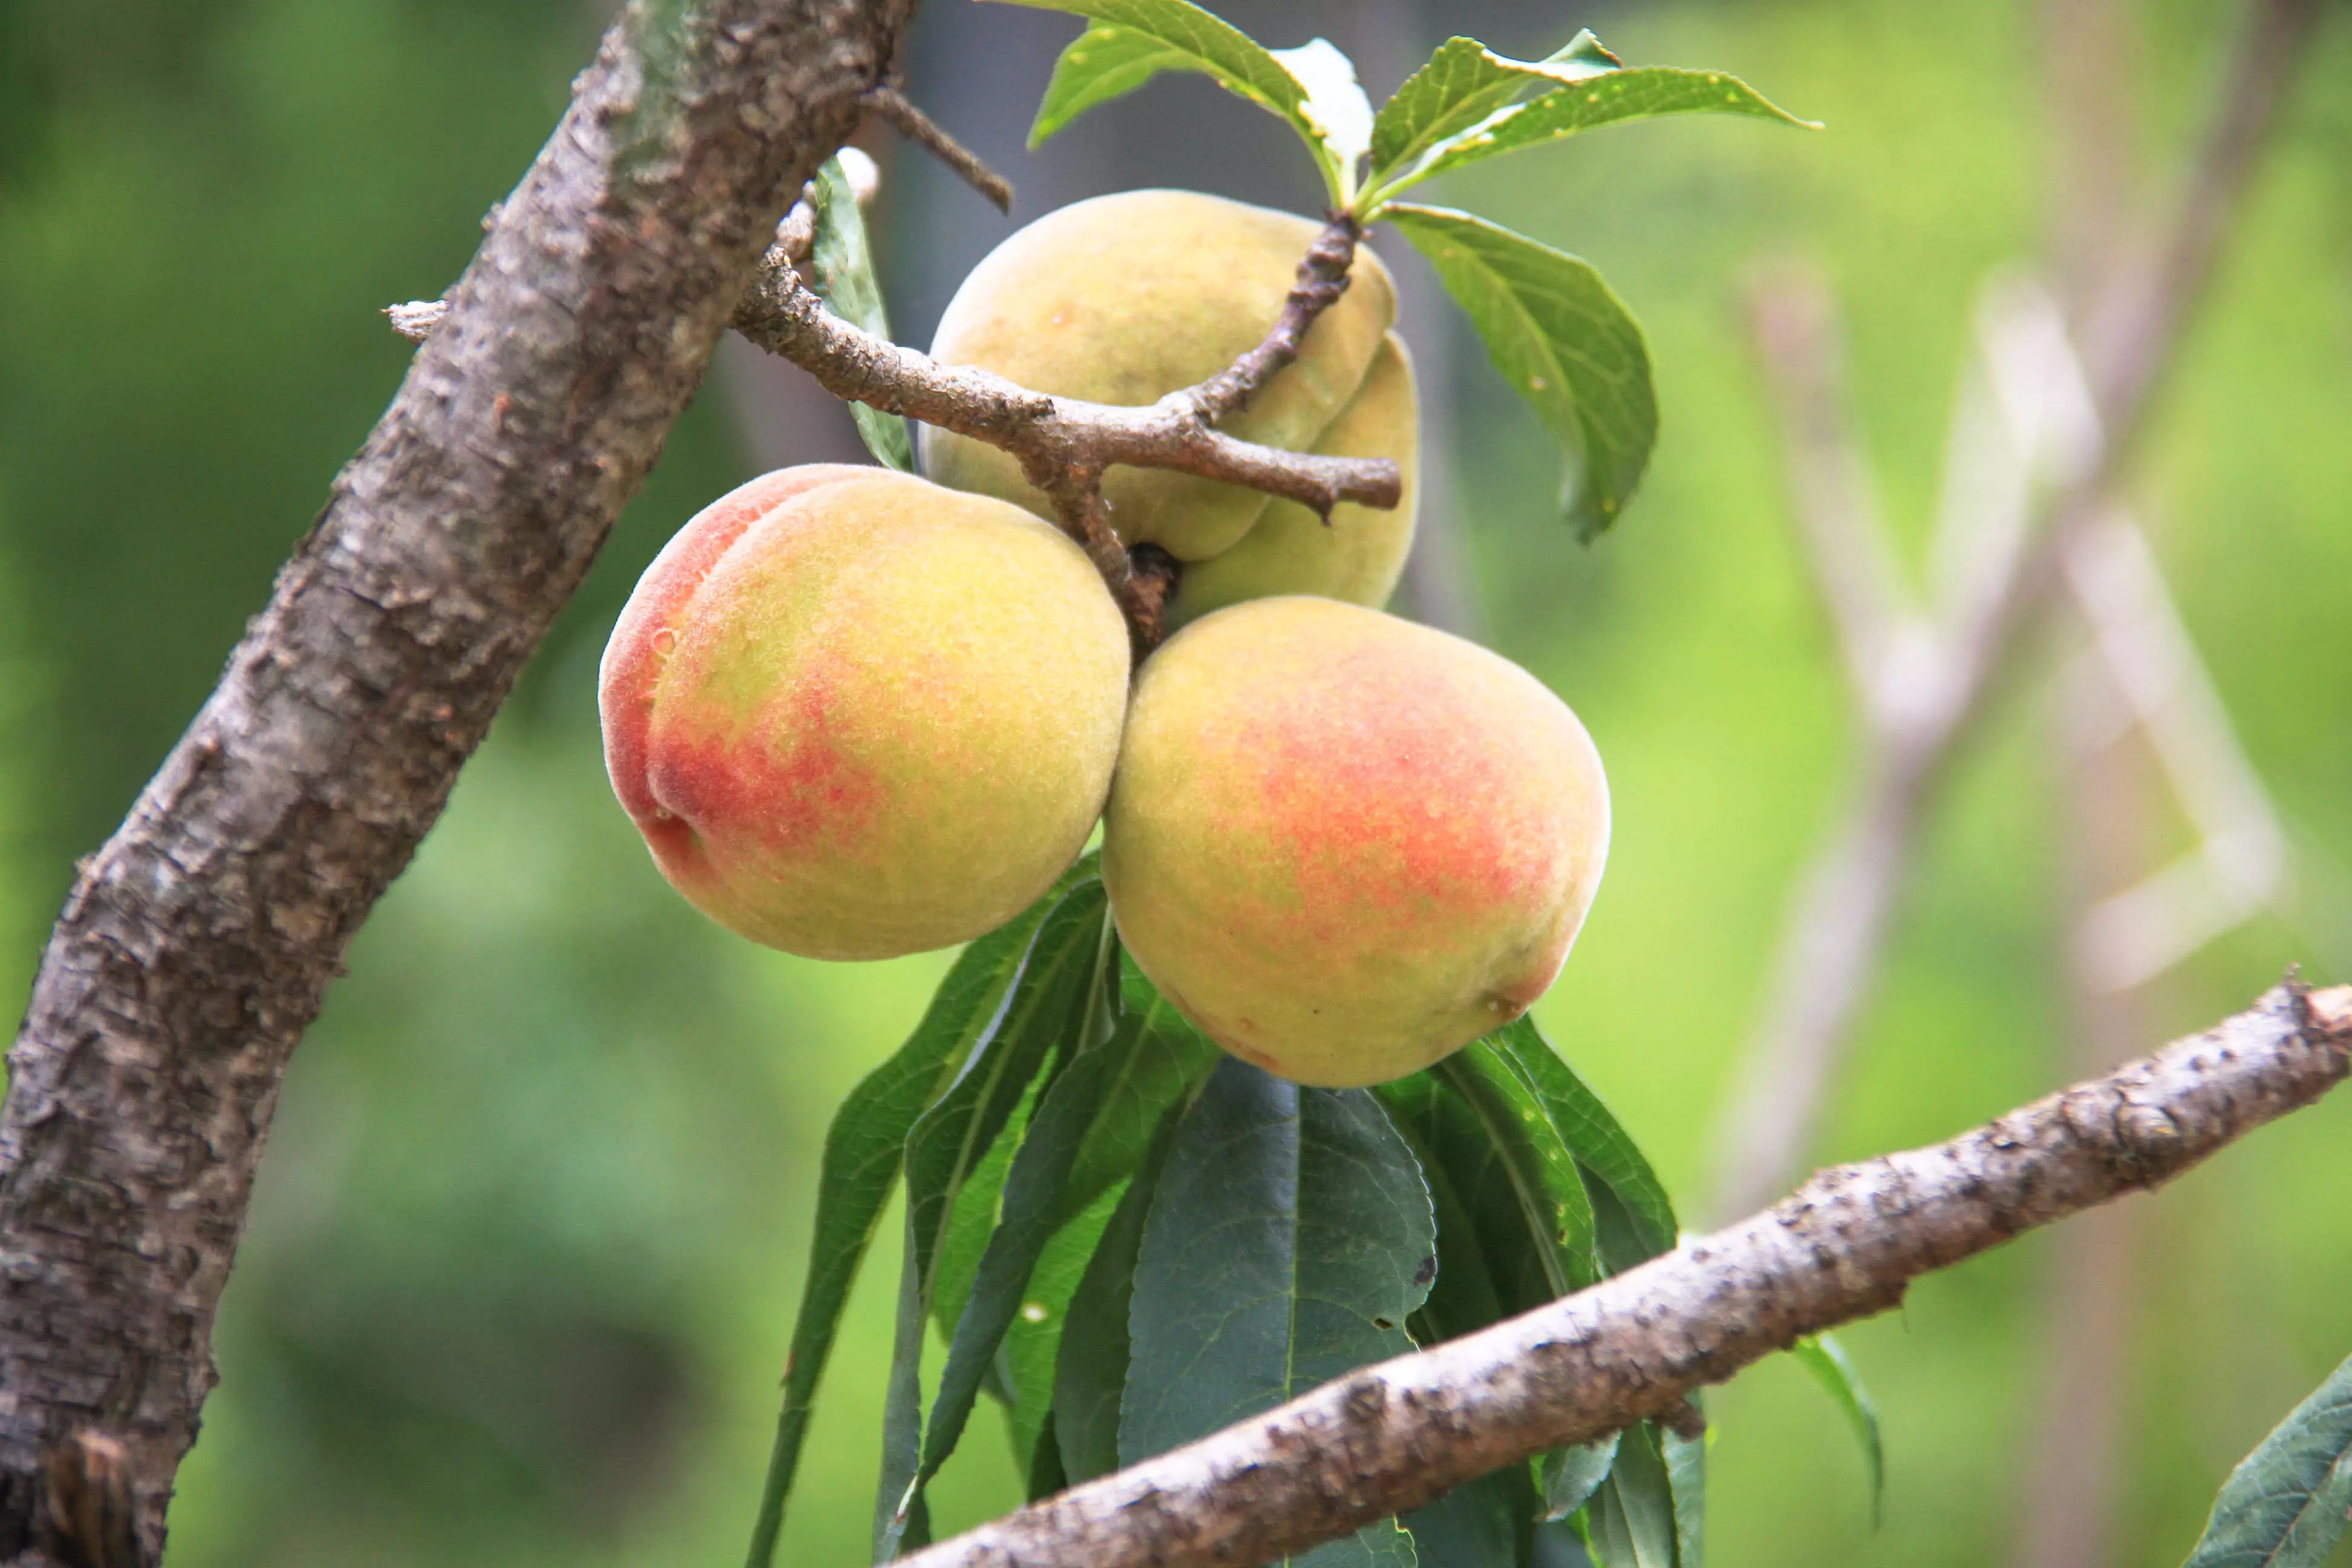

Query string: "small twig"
[[861, 85, 1012, 212], [1189, 214, 1362, 427], [896, 984, 2350, 1568], [390, 195, 827, 345]]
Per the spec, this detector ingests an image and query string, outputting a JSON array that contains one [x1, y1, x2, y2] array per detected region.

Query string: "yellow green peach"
[[1166, 335, 1420, 627], [921, 188, 1404, 564]]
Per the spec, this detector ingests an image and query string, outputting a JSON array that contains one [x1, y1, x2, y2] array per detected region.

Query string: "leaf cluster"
[[743, 863, 1878, 1568], [990, 0, 1813, 538]]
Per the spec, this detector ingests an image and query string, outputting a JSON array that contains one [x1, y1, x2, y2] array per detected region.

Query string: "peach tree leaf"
[[1368, 32, 1621, 186], [1492, 1016, 1676, 1261], [875, 877, 1111, 1561], [1374, 63, 1815, 204], [1122, 1060, 1433, 1568], [741, 861, 1091, 1568], [909, 954, 1218, 1527], [1791, 1334, 1884, 1527], [1385, 203, 1652, 540], [1004, 0, 1304, 143], [808, 154, 914, 471], [1000, 0, 1368, 204], [2182, 1352, 2352, 1568]]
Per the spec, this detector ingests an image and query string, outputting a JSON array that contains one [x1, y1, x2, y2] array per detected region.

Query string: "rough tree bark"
[[897, 984, 2352, 1568], [0, 0, 920, 1560]]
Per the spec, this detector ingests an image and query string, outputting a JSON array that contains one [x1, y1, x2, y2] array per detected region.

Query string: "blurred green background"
[[3, 0, 2350, 1563]]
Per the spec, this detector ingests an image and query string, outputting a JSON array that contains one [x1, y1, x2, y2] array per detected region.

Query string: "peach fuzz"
[[1102, 597, 1609, 1088], [920, 189, 1405, 566], [600, 466, 1131, 961]]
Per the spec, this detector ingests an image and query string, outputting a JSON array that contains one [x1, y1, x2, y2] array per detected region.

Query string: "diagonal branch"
[[728, 241, 1400, 643], [1707, 0, 2321, 1222], [0, 0, 923, 1559], [399, 210, 1399, 648], [893, 984, 2350, 1568], [861, 85, 1013, 212]]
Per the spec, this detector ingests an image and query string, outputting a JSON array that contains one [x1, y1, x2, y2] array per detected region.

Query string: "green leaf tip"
[[808, 154, 915, 473], [2181, 1350, 2352, 1568], [994, 0, 1373, 205], [1791, 1333, 1885, 1529], [1384, 203, 1655, 538], [1362, 30, 1814, 211]]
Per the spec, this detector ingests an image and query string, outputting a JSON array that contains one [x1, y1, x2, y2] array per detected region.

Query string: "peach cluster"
[[599, 193, 1609, 1088]]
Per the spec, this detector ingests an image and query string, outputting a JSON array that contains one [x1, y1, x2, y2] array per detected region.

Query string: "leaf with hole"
[[1492, 1017, 1676, 1264], [808, 154, 915, 472], [2181, 1350, 2352, 1568]]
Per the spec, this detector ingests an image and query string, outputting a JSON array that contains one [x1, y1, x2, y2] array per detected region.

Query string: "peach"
[[1102, 597, 1609, 1087], [601, 466, 1130, 960], [921, 189, 1416, 579], [1165, 335, 1419, 628]]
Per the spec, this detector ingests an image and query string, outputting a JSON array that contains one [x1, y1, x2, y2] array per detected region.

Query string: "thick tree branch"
[[898, 984, 2351, 1568], [0, 0, 920, 1560], [1708, 0, 2321, 1221]]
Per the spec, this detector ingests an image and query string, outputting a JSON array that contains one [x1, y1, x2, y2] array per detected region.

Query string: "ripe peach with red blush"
[[600, 466, 1130, 961], [1102, 596, 1609, 1087]]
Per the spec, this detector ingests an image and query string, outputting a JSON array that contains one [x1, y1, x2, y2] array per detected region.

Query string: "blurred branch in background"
[[1708, 0, 2322, 1226]]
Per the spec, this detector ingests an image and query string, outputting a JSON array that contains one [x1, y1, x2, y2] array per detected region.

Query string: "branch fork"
[[396, 186, 1396, 651]]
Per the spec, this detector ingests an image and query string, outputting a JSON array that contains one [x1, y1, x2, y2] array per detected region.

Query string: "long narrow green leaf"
[[1001, 958, 1221, 1467], [1494, 1018, 1676, 1260], [1050, 1116, 1177, 1485], [1123, 1060, 1434, 1568], [1789, 1334, 1883, 1527], [1434, 1047, 1598, 1295], [1375, 64, 1814, 201], [1384, 204, 1652, 540], [1664, 1417, 1705, 1568], [1368, 33, 1620, 183], [2181, 1352, 2352, 1568], [742, 875, 1076, 1568], [898, 955, 1218, 1534], [1589, 1421, 1680, 1568], [873, 1210, 935, 1560], [875, 880, 1110, 1560], [808, 154, 914, 472]]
